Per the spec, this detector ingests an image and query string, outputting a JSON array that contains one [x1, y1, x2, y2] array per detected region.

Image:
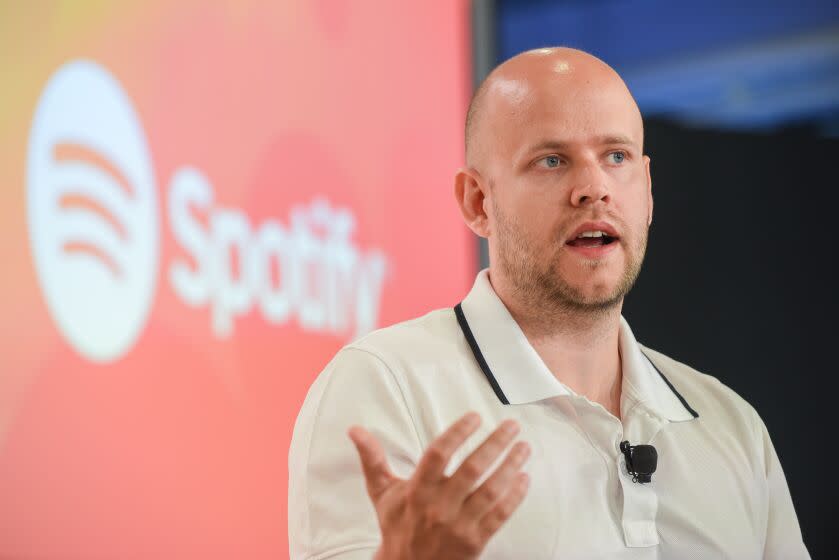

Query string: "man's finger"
[[460, 440, 530, 519], [413, 412, 482, 490], [444, 419, 521, 507], [477, 472, 530, 538], [348, 426, 395, 500]]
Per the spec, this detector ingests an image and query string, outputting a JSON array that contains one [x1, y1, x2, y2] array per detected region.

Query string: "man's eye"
[[539, 155, 561, 168], [609, 151, 626, 164]]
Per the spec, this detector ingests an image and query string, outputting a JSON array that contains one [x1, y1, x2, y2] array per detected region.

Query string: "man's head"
[[455, 47, 653, 318]]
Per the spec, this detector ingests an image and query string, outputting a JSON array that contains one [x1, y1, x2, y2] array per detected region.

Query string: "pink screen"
[[0, 1, 474, 557]]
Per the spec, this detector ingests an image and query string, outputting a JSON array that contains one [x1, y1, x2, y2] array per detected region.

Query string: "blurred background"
[[1, 0, 836, 558]]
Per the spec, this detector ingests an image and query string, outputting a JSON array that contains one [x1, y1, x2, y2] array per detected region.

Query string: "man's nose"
[[568, 163, 610, 207]]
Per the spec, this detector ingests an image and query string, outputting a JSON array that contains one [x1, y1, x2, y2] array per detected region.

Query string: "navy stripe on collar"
[[454, 303, 699, 419], [641, 352, 700, 419], [454, 303, 510, 405]]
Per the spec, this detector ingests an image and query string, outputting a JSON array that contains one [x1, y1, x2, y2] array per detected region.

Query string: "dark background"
[[475, 0, 839, 556], [627, 118, 838, 556]]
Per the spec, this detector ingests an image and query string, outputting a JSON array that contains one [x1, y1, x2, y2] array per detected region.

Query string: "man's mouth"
[[566, 230, 618, 248]]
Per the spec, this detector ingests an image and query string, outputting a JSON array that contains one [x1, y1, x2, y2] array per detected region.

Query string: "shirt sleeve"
[[288, 346, 423, 560], [757, 413, 810, 560]]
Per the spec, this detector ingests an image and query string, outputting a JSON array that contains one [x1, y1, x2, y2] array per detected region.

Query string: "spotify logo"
[[27, 60, 388, 364], [27, 60, 159, 363]]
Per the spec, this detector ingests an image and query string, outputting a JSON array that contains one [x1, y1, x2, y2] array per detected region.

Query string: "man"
[[288, 48, 809, 559]]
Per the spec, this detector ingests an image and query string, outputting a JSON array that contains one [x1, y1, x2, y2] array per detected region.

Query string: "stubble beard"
[[493, 201, 648, 320]]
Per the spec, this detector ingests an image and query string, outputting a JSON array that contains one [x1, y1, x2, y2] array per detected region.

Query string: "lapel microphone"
[[620, 441, 658, 483]]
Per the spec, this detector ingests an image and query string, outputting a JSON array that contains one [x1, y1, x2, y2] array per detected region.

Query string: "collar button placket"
[[616, 407, 665, 549], [616, 448, 660, 548]]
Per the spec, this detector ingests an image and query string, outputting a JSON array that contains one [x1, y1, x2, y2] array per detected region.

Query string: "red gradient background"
[[0, 1, 473, 557]]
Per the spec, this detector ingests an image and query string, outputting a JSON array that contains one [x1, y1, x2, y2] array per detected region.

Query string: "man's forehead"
[[466, 47, 644, 164], [490, 86, 642, 141], [494, 71, 640, 131], [489, 65, 632, 112], [488, 76, 531, 106]]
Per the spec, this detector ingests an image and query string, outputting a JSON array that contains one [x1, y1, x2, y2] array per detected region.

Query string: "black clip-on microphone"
[[620, 441, 657, 484]]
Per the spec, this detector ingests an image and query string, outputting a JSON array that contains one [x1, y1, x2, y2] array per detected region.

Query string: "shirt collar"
[[456, 269, 698, 422]]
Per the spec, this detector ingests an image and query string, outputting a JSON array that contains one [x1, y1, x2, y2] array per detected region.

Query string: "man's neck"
[[489, 271, 624, 419]]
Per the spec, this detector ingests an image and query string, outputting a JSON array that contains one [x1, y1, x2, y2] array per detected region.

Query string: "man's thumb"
[[348, 426, 395, 499]]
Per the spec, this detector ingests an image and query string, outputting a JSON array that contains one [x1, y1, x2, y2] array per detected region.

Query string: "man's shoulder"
[[639, 344, 760, 428], [342, 306, 462, 365], [301, 305, 472, 411]]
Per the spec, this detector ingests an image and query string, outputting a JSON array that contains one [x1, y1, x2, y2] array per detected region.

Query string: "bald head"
[[465, 47, 643, 167]]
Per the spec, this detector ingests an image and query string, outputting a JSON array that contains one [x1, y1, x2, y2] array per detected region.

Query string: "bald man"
[[288, 48, 809, 559]]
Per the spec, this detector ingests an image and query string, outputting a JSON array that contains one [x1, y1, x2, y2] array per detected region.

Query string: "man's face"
[[484, 73, 652, 313]]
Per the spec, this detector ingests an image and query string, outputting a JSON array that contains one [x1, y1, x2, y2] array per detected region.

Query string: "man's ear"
[[644, 155, 653, 227], [454, 167, 490, 238]]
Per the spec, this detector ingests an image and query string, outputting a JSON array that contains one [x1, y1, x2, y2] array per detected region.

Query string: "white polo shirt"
[[289, 269, 809, 559]]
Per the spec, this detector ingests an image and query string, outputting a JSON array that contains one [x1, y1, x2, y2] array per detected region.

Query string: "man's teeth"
[[577, 230, 608, 238]]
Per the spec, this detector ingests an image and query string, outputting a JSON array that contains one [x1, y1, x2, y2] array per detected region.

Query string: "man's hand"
[[348, 412, 531, 560]]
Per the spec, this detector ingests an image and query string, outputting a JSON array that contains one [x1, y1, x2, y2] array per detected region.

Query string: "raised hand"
[[348, 412, 531, 560]]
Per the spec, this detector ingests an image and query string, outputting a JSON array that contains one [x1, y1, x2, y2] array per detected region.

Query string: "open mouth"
[[566, 231, 618, 248]]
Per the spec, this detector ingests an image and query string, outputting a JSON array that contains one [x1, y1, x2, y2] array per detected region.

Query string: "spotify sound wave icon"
[[27, 60, 159, 363]]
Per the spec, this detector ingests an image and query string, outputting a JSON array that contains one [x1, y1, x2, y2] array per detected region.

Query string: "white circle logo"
[[27, 60, 159, 363]]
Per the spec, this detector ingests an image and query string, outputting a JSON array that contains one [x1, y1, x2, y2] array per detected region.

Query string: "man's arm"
[[757, 413, 810, 560], [288, 347, 423, 560], [288, 346, 530, 560]]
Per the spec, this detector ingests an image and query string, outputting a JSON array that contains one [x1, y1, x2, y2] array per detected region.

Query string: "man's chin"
[[559, 275, 622, 297], [534, 277, 620, 311], [567, 290, 624, 310]]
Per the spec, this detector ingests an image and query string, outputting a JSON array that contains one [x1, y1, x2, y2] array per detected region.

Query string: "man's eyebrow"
[[525, 135, 638, 153]]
